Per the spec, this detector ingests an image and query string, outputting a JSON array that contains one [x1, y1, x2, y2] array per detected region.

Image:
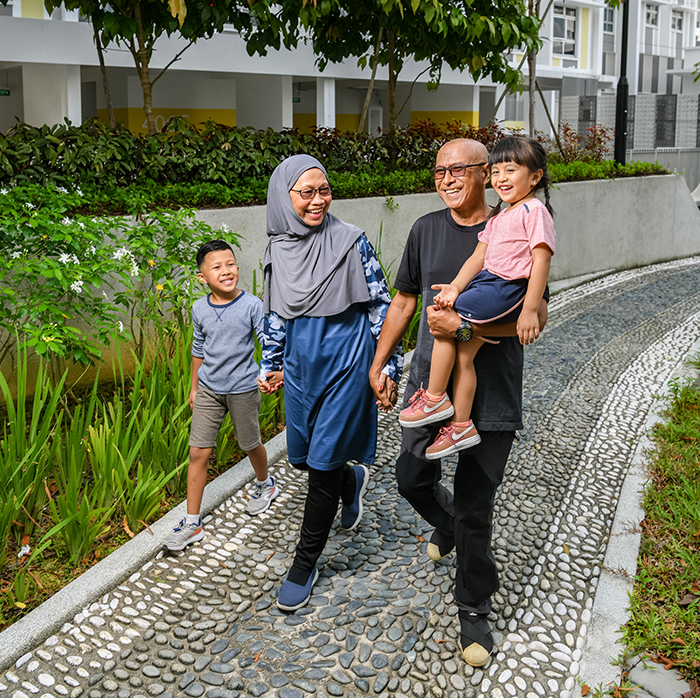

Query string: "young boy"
[[163, 240, 283, 552]]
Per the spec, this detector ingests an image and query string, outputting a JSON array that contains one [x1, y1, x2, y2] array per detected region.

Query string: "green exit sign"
[[0, 89, 10, 97], [293, 97, 300, 103]]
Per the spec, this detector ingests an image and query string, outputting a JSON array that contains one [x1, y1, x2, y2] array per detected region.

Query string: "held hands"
[[258, 370, 284, 394], [431, 284, 459, 309], [517, 309, 540, 345], [370, 368, 398, 413]]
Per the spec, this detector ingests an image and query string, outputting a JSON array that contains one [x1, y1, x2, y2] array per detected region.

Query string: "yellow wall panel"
[[22, 0, 45, 18], [293, 113, 316, 132], [581, 8, 589, 70], [410, 111, 478, 127], [552, 58, 561, 67], [503, 120, 525, 131], [96, 108, 236, 134], [336, 113, 361, 133]]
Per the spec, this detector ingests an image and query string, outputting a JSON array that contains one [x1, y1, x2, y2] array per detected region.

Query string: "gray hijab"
[[263, 154, 369, 319]]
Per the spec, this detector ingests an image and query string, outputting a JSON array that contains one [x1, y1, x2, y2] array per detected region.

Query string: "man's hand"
[[370, 368, 398, 412], [427, 304, 462, 338], [188, 388, 198, 411]]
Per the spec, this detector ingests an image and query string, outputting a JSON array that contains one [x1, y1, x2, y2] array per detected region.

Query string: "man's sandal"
[[459, 612, 493, 667]]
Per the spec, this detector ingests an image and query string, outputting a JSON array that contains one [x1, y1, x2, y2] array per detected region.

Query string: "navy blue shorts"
[[453, 270, 528, 324]]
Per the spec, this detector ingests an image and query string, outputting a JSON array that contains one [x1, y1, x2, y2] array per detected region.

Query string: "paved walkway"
[[3, 257, 700, 698]]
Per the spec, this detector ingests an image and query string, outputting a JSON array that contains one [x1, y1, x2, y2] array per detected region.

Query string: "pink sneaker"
[[425, 421, 481, 459], [399, 387, 454, 428]]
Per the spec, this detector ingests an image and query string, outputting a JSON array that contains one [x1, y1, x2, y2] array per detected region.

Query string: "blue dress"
[[261, 235, 403, 471]]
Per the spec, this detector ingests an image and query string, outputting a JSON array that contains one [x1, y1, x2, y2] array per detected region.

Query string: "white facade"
[[0, 0, 698, 136]]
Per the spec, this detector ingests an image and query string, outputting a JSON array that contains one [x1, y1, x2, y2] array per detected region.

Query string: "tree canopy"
[[274, 0, 541, 132], [38, 0, 285, 135]]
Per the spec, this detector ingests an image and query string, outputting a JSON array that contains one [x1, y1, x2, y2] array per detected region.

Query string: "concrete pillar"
[[22, 63, 82, 127], [316, 77, 335, 128], [494, 86, 508, 124], [12, 0, 22, 17], [236, 74, 292, 130]]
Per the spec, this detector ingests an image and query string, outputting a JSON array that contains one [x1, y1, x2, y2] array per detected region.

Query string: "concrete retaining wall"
[[197, 174, 700, 293]]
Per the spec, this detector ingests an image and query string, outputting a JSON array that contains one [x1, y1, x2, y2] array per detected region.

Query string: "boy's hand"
[[517, 309, 540, 345], [431, 283, 459, 309], [188, 387, 198, 410], [258, 371, 284, 394]]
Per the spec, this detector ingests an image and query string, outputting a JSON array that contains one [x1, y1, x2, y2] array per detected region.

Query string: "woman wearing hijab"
[[259, 154, 403, 611]]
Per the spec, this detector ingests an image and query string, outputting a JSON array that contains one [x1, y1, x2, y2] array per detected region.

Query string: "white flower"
[[117, 321, 124, 333], [58, 253, 79, 265], [76, 188, 83, 197], [88, 245, 96, 255], [113, 247, 129, 260], [17, 545, 30, 558], [70, 279, 84, 294], [10, 250, 22, 259], [102, 291, 108, 299], [76, 221, 85, 229], [220, 223, 230, 233], [0, 188, 8, 195], [57, 187, 68, 194], [25, 202, 36, 210], [61, 217, 71, 226], [130, 265, 139, 277]]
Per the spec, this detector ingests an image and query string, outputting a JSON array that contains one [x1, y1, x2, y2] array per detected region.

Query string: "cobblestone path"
[[3, 258, 700, 698]]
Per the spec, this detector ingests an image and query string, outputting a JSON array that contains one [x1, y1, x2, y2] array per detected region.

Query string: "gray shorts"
[[189, 384, 262, 452]]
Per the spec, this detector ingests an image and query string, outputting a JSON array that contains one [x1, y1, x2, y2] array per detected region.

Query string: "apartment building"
[[0, 0, 698, 141]]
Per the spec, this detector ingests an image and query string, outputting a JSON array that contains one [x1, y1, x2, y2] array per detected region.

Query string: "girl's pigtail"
[[487, 199, 503, 220], [542, 179, 554, 217]]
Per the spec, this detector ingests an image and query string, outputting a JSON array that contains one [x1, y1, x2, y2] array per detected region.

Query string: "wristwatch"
[[455, 319, 473, 342]]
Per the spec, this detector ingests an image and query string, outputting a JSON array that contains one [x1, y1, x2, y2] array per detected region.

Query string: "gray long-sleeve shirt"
[[191, 291, 264, 395]]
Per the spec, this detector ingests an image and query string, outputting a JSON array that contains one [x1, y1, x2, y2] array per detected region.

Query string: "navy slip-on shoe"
[[276, 568, 319, 612], [341, 464, 369, 531]]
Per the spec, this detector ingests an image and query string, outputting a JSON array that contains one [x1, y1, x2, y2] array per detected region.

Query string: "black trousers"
[[287, 463, 357, 585], [396, 429, 514, 615]]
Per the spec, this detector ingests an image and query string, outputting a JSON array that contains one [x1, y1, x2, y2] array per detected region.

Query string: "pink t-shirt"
[[478, 198, 556, 281]]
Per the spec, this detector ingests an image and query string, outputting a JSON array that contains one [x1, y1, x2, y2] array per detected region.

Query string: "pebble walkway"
[[4, 257, 700, 698]]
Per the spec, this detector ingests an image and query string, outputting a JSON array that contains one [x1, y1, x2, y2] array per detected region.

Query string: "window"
[[553, 5, 577, 56], [603, 7, 614, 33], [672, 9, 683, 31], [645, 4, 658, 27]]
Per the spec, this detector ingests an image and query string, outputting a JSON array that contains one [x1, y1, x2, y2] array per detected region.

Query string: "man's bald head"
[[436, 138, 488, 164], [434, 138, 490, 226]]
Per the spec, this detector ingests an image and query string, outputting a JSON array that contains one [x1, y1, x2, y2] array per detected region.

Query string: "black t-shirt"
[[394, 208, 524, 431]]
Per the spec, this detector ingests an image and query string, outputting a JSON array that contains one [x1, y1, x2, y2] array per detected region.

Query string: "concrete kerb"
[[0, 430, 289, 672], [577, 334, 700, 696]]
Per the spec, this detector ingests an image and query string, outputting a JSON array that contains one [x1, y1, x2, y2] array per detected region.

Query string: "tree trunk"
[[94, 24, 116, 129], [527, 0, 541, 137], [387, 30, 397, 133], [133, 2, 156, 136], [358, 27, 383, 134]]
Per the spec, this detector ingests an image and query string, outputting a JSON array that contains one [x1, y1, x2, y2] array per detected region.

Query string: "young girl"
[[399, 137, 556, 459]]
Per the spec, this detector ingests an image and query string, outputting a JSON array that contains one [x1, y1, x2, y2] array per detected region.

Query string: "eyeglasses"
[[432, 163, 487, 180], [290, 185, 332, 200]]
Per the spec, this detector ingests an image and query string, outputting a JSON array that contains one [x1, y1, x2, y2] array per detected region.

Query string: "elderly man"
[[369, 138, 547, 667]]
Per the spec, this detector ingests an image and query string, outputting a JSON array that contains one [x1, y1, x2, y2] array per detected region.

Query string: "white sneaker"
[[162, 518, 204, 551], [246, 477, 279, 515]]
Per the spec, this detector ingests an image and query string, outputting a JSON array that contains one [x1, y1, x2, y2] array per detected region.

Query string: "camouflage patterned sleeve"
[[357, 235, 404, 383], [261, 311, 286, 376]]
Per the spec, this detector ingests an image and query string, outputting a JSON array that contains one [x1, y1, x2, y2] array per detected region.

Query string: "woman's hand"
[[431, 283, 459, 309], [258, 371, 284, 393], [371, 372, 398, 412], [516, 309, 540, 345]]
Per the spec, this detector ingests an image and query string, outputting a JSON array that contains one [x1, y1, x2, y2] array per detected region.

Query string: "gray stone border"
[[577, 333, 700, 695], [0, 431, 288, 671]]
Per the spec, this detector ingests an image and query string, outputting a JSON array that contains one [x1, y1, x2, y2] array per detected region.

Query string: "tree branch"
[[396, 63, 432, 119], [152, 40, 195, 87]]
